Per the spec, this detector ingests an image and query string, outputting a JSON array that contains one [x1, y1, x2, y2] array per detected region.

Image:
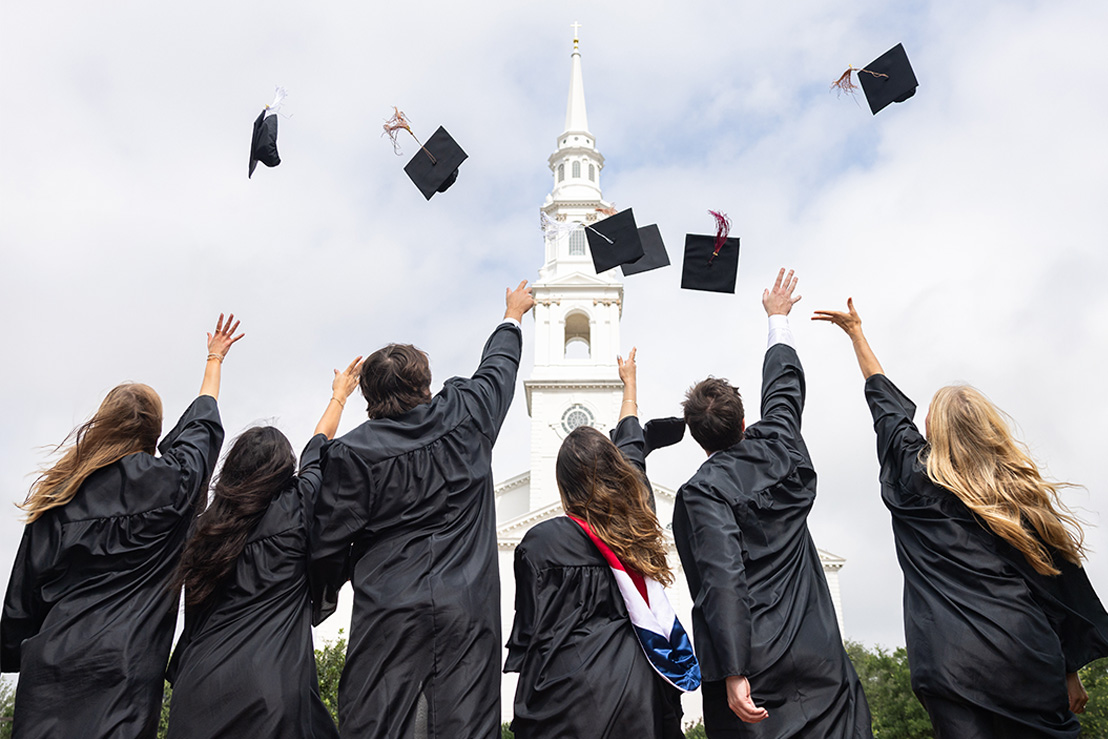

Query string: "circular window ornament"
[[561, 404, 594, 434]]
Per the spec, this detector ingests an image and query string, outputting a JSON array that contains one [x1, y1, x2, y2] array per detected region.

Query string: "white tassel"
[[265, 86, 287, 118], [540, 212, 580, 239]]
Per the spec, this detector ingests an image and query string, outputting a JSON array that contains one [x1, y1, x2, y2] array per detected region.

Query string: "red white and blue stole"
[[568, 515, 702, 692]]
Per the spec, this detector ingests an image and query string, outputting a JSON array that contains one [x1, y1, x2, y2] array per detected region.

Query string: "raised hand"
[[206, 313, 245, 361], [505, 280, 536, 322], [811, 298, 863, 339], [726, 675, 769, 723], [617, 347, 637, 386], [762, 268, 801, 317], [332, 356, 365, 404]]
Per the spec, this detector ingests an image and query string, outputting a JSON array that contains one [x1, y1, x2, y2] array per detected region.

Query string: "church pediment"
[[535, 270, 622, 289]]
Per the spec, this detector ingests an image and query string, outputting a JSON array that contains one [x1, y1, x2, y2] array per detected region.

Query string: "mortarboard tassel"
[[831, 66, 889, 97], [707, 210, 731, 264], [383, 107, 437, 164], [266, 86, 287, 117], [539, 212, 613, 244]]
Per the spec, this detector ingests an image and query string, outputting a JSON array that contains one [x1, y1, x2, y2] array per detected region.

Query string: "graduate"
[[0, 314, 240, 739], [505, 348, 699, 739], [165, 356, 364, 739], [309, 281, 534, 739], [673, 270, 872, 739], [813, 298, 1108, 738]]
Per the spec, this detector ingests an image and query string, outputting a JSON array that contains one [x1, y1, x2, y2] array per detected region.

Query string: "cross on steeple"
[[571, 21, 581, 48]]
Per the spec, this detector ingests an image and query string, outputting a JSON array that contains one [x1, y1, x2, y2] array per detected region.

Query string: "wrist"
[[330, 396, 346, 408], [207, 353, 224, 363]]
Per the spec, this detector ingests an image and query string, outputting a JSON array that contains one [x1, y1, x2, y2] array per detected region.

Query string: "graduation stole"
[[567, 515, 702, 692]]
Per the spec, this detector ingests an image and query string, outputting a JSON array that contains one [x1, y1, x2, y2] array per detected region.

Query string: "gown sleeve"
[[1, 526, 51, 672], [864, 374, 927, 490], [454, 322, 523, 443], [609, 416, 654, 511], [157, 395, 225, 512], [504, 544, 537, 674], [753, 344, 805, 442], [308, 440, 371, 625], [679, 481, 752, 681]]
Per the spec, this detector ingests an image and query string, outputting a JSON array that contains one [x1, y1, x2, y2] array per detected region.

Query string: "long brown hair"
[[556, 427, 672, 585], [174, 426, 296, 609], [21, 383, 163, 523], [924, 385, 1086, 575]]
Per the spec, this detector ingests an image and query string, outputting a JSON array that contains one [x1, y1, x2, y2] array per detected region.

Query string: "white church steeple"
[[525, 29, 624, 513]]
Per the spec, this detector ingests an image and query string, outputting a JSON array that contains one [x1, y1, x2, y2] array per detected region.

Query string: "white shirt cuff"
[[767, 314, 794, 349], [500, 317, 522, 331]]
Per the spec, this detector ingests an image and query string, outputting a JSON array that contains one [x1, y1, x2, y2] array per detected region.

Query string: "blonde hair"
[[924, 385, 1085, 575], [21, 383, 163, 523], [556, 427, 672, 585]]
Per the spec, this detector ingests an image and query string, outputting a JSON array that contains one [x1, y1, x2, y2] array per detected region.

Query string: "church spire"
[[563, 22, 589, 136]]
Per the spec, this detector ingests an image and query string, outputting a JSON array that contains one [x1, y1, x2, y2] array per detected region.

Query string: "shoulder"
[[518, 518, 600, 568]]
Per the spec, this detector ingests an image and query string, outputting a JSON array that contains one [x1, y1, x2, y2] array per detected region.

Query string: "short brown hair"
[[359, 344, 432, 419], [683, 377, 744, 453]]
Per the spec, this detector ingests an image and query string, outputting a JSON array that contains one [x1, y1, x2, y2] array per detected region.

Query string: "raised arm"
[[811, 298, 884, 379], [462, 281, 534, 439], [617, 347, 637, 421], [314, 356, 364, 440], [757, 269, 804, 438], [200, 313, 245, 400]]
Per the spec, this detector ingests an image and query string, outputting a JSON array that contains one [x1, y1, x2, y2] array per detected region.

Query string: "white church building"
[[492, 33, 847, 725]]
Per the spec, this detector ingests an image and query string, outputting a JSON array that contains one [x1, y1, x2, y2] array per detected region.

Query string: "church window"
[[568, 230, 587, 256], [557, 163, 564, 182], [561, 404, 594, 434], [572, 161, 581, 178], [564, 311, 591, 359], [588, 164, 595, 181]]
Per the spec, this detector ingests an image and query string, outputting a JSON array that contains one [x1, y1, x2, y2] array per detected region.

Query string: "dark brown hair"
[[359, 343, 433, 419], [174, 426, 296, 609], [22, 383, 163, 522], [683, 377, 745, 453], [556, 427, 672, 585]]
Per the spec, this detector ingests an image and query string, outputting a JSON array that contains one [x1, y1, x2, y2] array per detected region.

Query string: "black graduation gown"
[[165, 433, 339, 739], [0, 396, 223, 739], [309, 322, 522, 739], [865, 373, 1108, 737], [672, 344, 872, 739], [504, 416, 684, 739]]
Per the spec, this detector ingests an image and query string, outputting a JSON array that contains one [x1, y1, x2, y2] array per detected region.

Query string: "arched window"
[[572, 161, 581, 178], [557, 163, 565, 182], [588, 164, 595, 181], [564, 311, 591, 359], [568, 230, 587, 256]]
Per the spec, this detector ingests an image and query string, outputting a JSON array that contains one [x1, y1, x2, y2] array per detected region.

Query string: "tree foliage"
[[0, 676, 14, 739], [315, 631, 346, 728], [846, 641, 933, 739]]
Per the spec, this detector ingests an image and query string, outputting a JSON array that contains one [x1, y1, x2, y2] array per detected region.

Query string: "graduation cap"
[[585, 209, 644, 274], [681, 210, 740, 293], [249, 87, 286, 178], [832, 44, 918, 115], [621, 224, 670, 276], [383, 108, 468, 200], [642, 417, 685, 456]]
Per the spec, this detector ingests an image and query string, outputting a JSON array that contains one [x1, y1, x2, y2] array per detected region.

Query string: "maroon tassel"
[[708, 210, 731, 263]]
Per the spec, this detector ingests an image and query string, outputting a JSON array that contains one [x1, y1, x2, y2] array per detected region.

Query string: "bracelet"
[[622, 400, 637, 406], [207, 353, 224, 363], [330, 396, 346, 408]]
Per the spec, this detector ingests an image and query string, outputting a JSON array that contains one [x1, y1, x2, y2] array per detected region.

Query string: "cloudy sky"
[[2, 0, 1107, 656]]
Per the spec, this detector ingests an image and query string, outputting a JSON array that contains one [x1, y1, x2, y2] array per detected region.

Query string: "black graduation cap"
[[249, 88, 285, 179], [249, 111, 280, 178], [403, 126, 468, 200], [642, 417, 685, 456], [621, 224, 670, 276], [585, 209, 644, 274], [681, 211, 740, 293], [858, 44, 918, 115]]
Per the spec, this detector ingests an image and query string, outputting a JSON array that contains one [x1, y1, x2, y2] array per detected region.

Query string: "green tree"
[[1078, 657, 1108, 737], [0, 676, 14, 739], [315, 631, 347, 729], [846, 641, 933, 739], [683, 720, 707, 738], [157, 682, 172, 739]]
